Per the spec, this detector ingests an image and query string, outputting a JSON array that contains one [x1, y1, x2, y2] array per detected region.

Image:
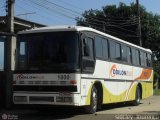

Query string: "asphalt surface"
[[0, 96, 160, 120]]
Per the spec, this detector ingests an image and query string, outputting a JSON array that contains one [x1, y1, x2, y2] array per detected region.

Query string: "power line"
[[17, 0, 71, 24], [91, 15, 138, 22], [26, 0, 139, 30], [82, 20, 138, 38], [15, 3, 32, 13], [30, 0, 139, 26], [28, 0, 76, 20], [46, 0, 139, 28], [84, 17, 138, 35], [103, 12, 139, 19], [53, 0, 83, 12], [42, 0, 81, 15], [17, 0, 139, 39], [16, 12, 36, 16], [31, 0, 79, 17], [106, 24, 137, 34], [85, 15, 139, 26], [21, 0, 129, 37], [105, 27, 139, 38]]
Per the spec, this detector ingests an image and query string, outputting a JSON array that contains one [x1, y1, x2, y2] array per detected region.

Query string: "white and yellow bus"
[[13, 26, 153, 113]]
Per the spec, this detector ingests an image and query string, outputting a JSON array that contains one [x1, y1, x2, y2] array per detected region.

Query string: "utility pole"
[[136, 0, 142, 46], [5, 0, 15, 108]]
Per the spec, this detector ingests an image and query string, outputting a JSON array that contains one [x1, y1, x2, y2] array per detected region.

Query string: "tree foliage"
[[76, 2, 160, 59]]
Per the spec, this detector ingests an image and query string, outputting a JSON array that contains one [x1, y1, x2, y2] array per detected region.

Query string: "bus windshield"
[[17, 31, 79, 71]]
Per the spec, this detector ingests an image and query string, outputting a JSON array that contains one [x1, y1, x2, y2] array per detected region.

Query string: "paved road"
[[0, 96, 160, 120], [97, 95, 160, 114]]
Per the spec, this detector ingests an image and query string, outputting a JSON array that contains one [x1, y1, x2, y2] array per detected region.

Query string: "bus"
[[13, 26, 153, 113]]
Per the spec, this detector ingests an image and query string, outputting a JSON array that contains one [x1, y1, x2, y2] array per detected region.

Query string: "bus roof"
[[18, 25, 152, 53]]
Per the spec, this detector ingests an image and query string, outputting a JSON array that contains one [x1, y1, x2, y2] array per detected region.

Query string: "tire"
[[132, 86, 141, 106], [85, 86, 98, 114]]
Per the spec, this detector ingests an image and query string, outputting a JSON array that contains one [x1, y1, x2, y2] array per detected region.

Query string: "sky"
[[0, 0, 160, 68], [0, 0, 160, 26]]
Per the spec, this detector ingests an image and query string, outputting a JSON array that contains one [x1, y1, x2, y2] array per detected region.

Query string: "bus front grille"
[[13, 85, 77, 92], [30, 96, 54, 102]]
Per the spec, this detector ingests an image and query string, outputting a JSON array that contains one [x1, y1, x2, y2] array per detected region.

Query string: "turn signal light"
[[70, 80, 77, 85]]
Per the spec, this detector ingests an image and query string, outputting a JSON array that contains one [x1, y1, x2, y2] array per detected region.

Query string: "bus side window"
[[140, 51, 144, 66], [147, 54, 152, 67], [102, 38, 108, 59], [132, 49, 141, 66], [110, 41, 116, 60], [132, 48, 136, 65], [82, 37, 95, 73], [95, 37, 103, 58], [122, 45, 127, 62], [135, 50, 140, 66], [115, 43, 121, 60], [83, 37, 94, 59], [127, 46, 132, 64], [110, 41, 121, 61], [143, 52, 147, 66], [95, 37, 108, 59]]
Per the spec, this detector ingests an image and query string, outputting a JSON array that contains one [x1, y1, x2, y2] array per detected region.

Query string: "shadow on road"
[[0, 105, 87, 120], [0, 102, 143, 120]]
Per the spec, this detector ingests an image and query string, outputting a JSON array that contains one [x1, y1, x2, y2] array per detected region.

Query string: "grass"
[[154, 89, 160, 95]]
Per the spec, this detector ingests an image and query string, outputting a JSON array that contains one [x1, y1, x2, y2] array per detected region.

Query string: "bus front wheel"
[[132, 86, 141, 106], [85, 85, 98, 114]]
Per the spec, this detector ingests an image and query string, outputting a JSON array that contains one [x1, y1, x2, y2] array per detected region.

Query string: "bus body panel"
[[13, 26, 153, 109], [13, 73, 82, 106], [84, 60, 153, 105], [13, 92, 81, 106]]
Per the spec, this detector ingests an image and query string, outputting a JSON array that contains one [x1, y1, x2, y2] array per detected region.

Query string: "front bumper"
[[13, 92, 81, 106]]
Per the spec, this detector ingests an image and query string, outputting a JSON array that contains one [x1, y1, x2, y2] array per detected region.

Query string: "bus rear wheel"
[[132, 86, 141, 106], [85, 85, 98, 114]]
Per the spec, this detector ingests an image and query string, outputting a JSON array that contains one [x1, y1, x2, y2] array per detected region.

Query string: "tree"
[[76, 3, 160, 88], [76, 2, 160, 58]]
